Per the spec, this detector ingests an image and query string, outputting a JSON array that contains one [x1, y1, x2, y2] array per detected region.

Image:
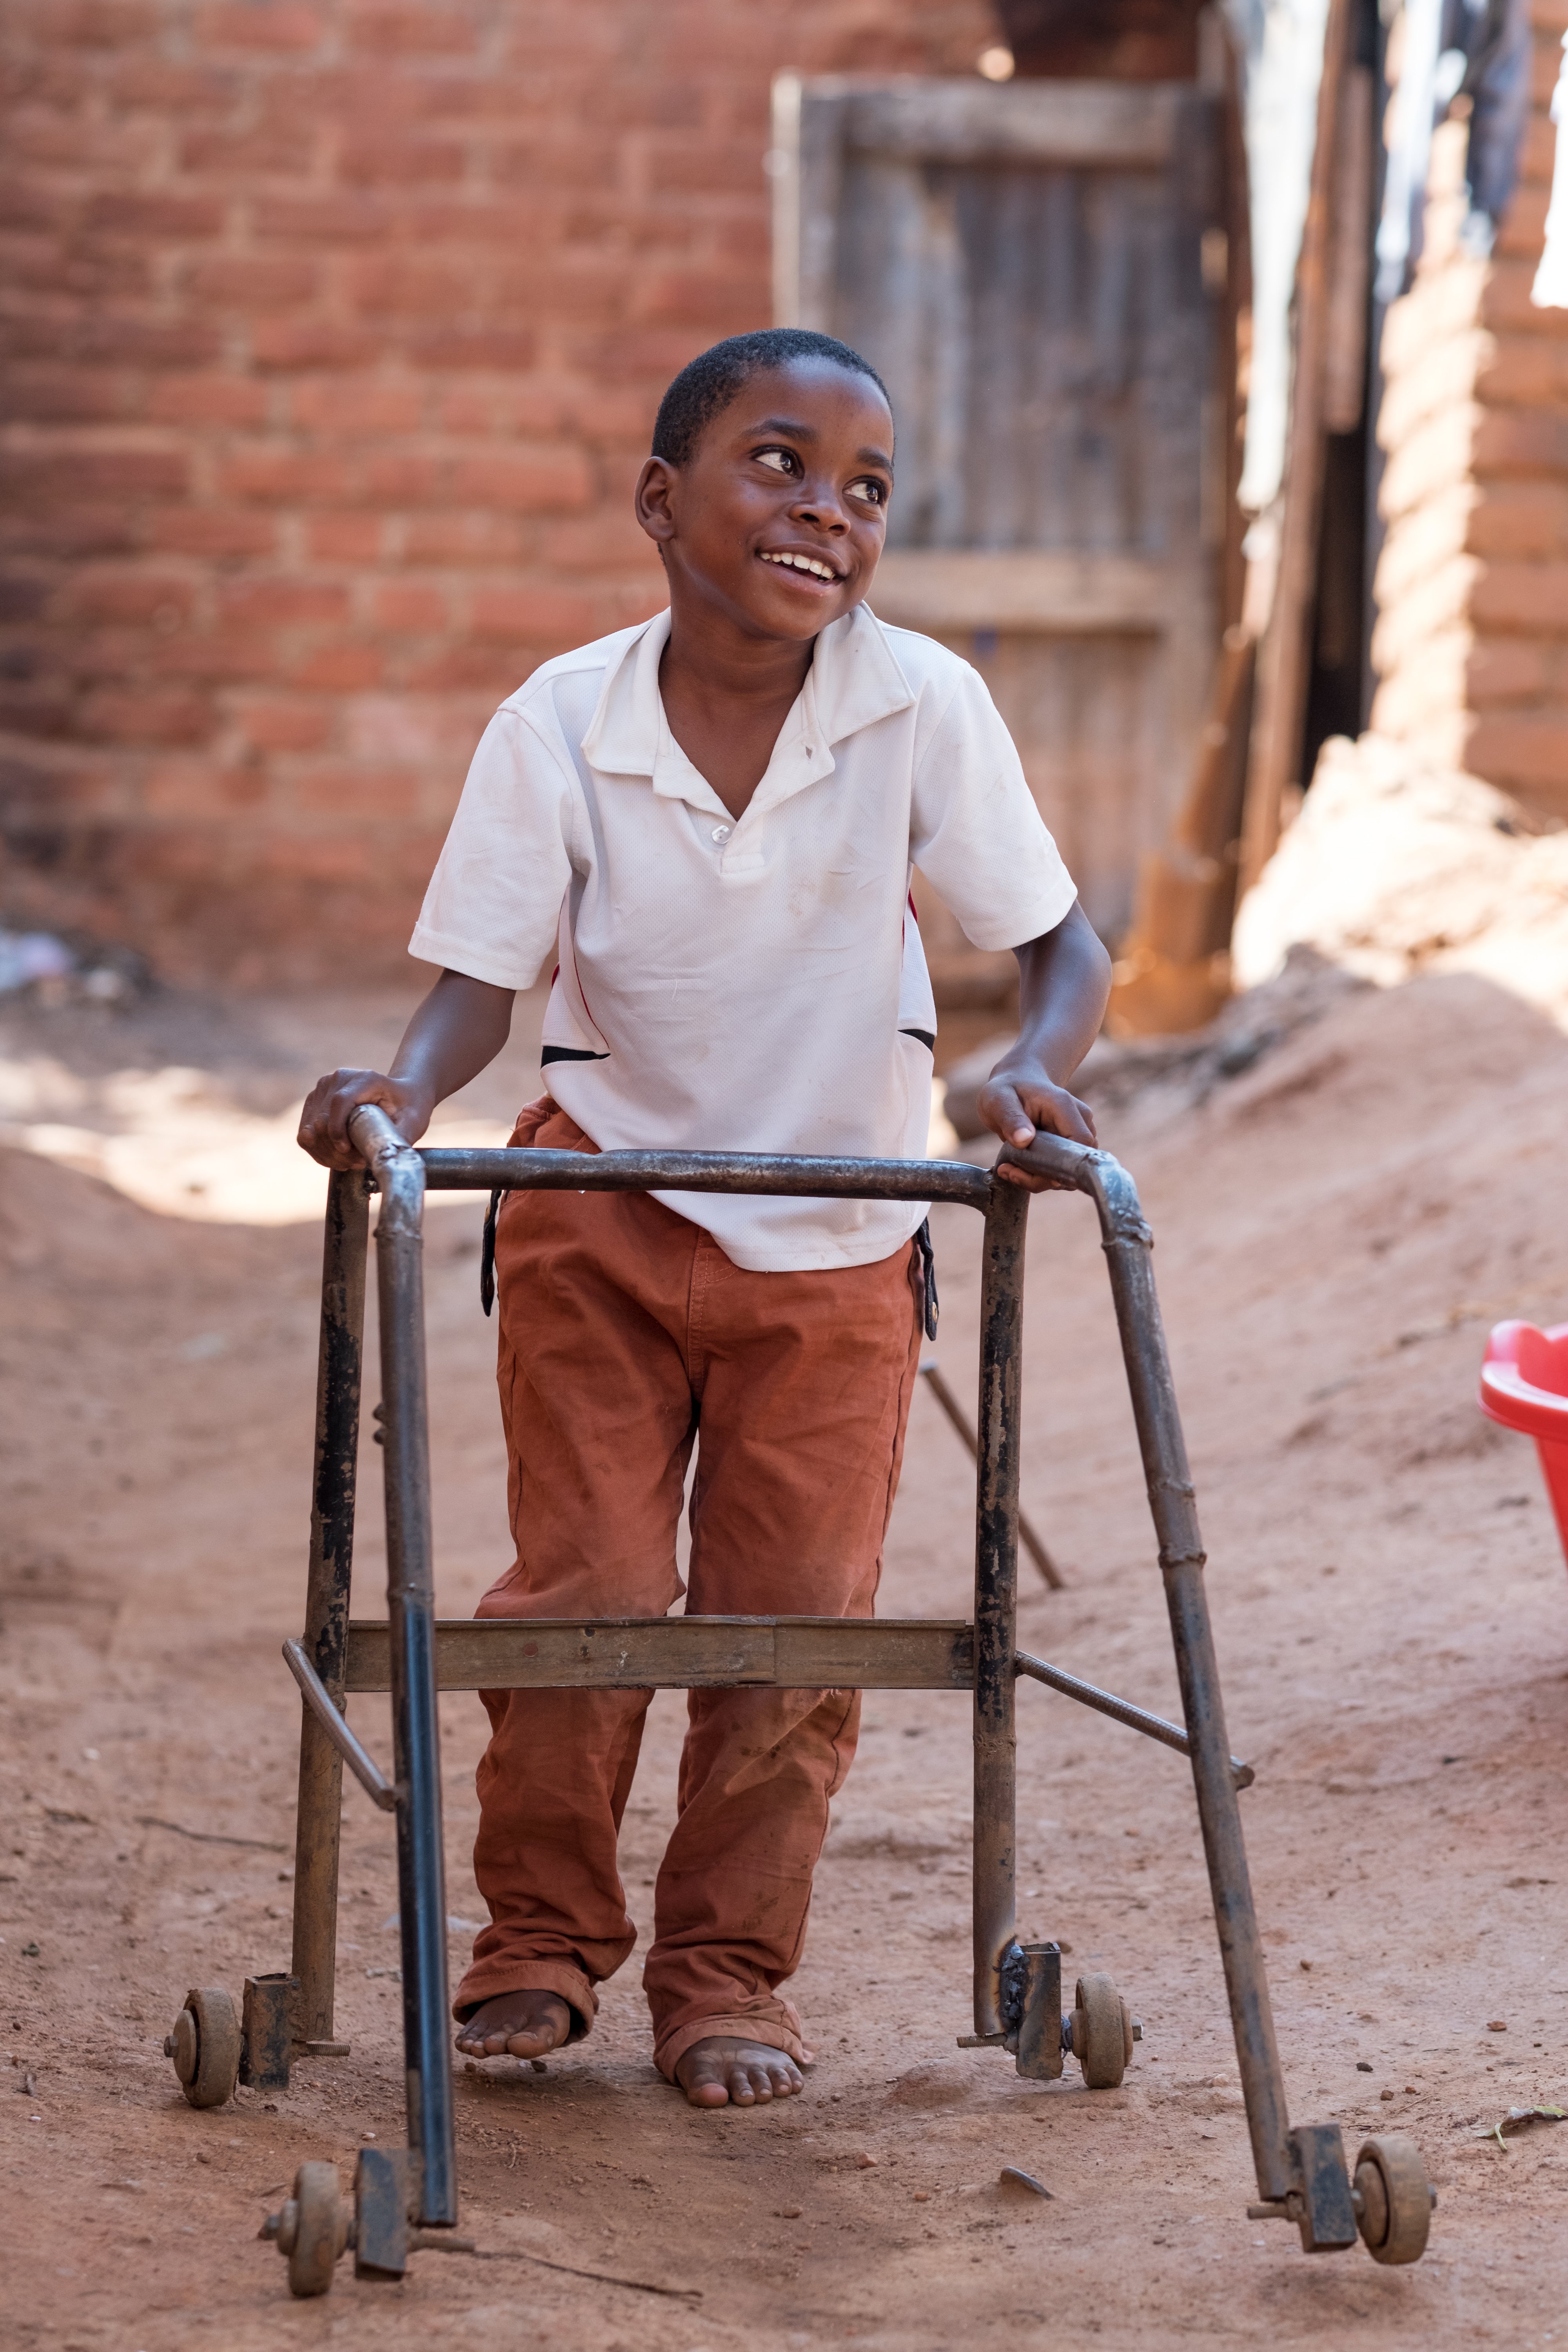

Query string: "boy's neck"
[[661, 587, 818, 711], [657, 591, 825, 820]]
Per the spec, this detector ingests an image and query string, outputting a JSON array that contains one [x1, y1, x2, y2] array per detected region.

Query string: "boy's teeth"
[[764, 552, 834, 579]]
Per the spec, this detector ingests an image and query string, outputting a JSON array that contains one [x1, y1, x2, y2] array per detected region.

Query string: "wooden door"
[[773, 77, 1225, 1002]]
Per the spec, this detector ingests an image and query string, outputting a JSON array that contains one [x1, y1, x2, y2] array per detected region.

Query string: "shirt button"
[[711, 825, 731, 842]]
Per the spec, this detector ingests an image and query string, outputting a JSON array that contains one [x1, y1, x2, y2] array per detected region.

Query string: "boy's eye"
[[849, 475, 887, 506], [754, 447, 799, 475]]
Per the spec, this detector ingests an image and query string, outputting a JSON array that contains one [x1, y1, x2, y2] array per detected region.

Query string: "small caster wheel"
[[1353, 2134, 1433, 2266], [1070, 1972, 1132, 2089], [164, 1986, 241, 2110], [276, 2161, 348, 2298]]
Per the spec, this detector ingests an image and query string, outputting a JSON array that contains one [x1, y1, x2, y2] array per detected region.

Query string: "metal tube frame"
[[284, 1106, 1347, 2251]]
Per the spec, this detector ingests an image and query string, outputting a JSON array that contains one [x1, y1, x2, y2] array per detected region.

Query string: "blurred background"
[[1, 0, 1565, 1032]]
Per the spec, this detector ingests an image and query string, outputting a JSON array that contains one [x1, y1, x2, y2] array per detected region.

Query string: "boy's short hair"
[[651, 328, 891, 470]]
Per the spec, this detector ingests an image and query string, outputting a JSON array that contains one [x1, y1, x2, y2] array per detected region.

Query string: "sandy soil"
[[4, 963, 1568, 2350]]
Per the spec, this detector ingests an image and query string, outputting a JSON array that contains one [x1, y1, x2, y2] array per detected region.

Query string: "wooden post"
[[1238, 0, 1354, 898]]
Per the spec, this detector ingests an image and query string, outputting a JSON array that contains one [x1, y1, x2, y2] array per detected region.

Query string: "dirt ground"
[[4, 961, 1568, 2351]]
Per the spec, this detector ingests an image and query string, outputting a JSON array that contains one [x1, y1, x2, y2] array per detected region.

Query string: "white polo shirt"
[[410, 603, 1076, 1271]]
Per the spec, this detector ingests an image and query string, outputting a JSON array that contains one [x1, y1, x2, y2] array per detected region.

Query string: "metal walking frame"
[[165, 1102, 1434, 2290]]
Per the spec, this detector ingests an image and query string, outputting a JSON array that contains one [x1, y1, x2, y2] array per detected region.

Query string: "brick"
[[399, 512, 525, 564], [150, 630, 279, 682], [83, 191, 226, 241], [307, 512, 386, 561], [1473, 408, 1568, 478], [11, 315, 223, 368], [252, 829, 374, 882], [404, 643, 531, 692], [291, 763, 419, 819], [1465, 711, 1568, 790], [372, 580, 448, 632], [1465, 485, 1568, 559], [291, 641, 384, 689], [35, 2, 163, 50], [149, 506, 279, 557], [0, 365, 133, 423], [147, 373, 270, 425], [338, 138, 467, 189], [60, 570, 196, 625], [359, 452, 443, 508], [0, 447, 190, 505], [343, 6, 480, 55], [0, 679, 78, 740], [195, 5, 326, 51], [142, 758, 270, 817], [0, 574, 49, 623], [218, 446, 351, 504], [78, 689, 214, 744], [289, 376, 426, 433], [1466, 633, 1552, 705], [1473, 334, 1568, 407], [343, 257, 482, 319], [232, 695, 335, 752], [542, 511, 660, 573], [179, 126, 318, 174], [187, 256, 320, 312], [250, 320, 380, 371], [1470, 558, 1568, 629], [252, 194, 393, 244], [468, 584, 597, 646], [346, 693, 479, 758], [0, 505, 138, 558], [447, 449, 594, 512], [643, 138, 769, 196], [216, 578, 351, 626], [404, 329, 537, 371]]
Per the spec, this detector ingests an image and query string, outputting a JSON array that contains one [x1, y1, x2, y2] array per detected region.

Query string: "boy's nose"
[[791, 487, 849, 531]]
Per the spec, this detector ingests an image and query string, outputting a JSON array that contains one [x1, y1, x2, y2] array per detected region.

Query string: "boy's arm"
[[297, 969, 516, 1170], [977, 901, 1112, 1187]]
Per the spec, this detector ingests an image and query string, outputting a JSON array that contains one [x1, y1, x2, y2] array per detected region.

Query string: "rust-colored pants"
[[452, 1099, 923, 2081]]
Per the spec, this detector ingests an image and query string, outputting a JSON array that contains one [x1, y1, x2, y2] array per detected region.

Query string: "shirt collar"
[[578, 601, 916, 814]]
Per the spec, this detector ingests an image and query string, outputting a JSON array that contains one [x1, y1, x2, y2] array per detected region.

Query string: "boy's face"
[[635, 360, 894, 642]]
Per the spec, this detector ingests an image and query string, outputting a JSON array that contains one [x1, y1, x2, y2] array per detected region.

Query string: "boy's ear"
[[635, 456, 678, 545]]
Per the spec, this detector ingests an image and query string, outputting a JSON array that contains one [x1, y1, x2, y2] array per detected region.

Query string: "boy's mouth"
[[759, 550, 843, 585]]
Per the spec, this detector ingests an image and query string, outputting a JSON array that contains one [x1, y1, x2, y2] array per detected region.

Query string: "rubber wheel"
[[286, 2162, 345, 2298], [1354, 2135, 1432, 2266], [1073, 1973, 1130, 2089], [171, 1987, 241, 2110]]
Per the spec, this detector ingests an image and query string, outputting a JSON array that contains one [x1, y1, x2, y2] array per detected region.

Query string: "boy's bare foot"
[[674, 2036, 807, 2108], [455, 1989, 572, 2061]]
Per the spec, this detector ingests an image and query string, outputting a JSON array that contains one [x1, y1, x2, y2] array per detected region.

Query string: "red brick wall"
[[0, 0, 993, 981], [1370, 0, 1568, 812]]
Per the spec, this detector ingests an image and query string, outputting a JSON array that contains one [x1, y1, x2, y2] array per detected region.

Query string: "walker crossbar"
[[276, 1102, 1385, 2258]]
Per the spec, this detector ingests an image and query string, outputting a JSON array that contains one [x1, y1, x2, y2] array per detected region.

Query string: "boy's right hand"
[[297, 1070, 434, 1170]]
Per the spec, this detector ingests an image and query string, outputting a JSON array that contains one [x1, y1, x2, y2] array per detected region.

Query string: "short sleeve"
[[408, 707, 577, 989], [909, 665, 1078, 952]]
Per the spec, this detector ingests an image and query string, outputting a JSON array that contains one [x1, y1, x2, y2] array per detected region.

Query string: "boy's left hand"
[[978, 1058, 1097, 1189]]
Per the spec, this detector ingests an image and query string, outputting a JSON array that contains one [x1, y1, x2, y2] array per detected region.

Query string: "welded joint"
[[283, 1638, 399, 1814], [348, 1103, 426, 1241], [1158, 1546, 1208, 1575]]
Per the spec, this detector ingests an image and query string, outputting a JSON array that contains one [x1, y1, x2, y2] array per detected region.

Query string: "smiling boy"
[[299, 327, 1111, 2109]]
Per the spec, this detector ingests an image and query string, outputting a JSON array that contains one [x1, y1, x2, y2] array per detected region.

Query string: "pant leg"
[[645, 1229, 924, 2080], [455, 1101, 702, 2030]]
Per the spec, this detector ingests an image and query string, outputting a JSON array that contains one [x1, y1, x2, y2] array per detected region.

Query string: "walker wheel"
[[279, 2161, 347, 2298], [1071, 1973, 1130, 2089], [164, 1986, 241, 2110], [1353, 2135, 1433, 2266]]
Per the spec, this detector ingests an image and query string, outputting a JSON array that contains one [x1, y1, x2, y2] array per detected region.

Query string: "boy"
[[299, 327, 1111, 2110]]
